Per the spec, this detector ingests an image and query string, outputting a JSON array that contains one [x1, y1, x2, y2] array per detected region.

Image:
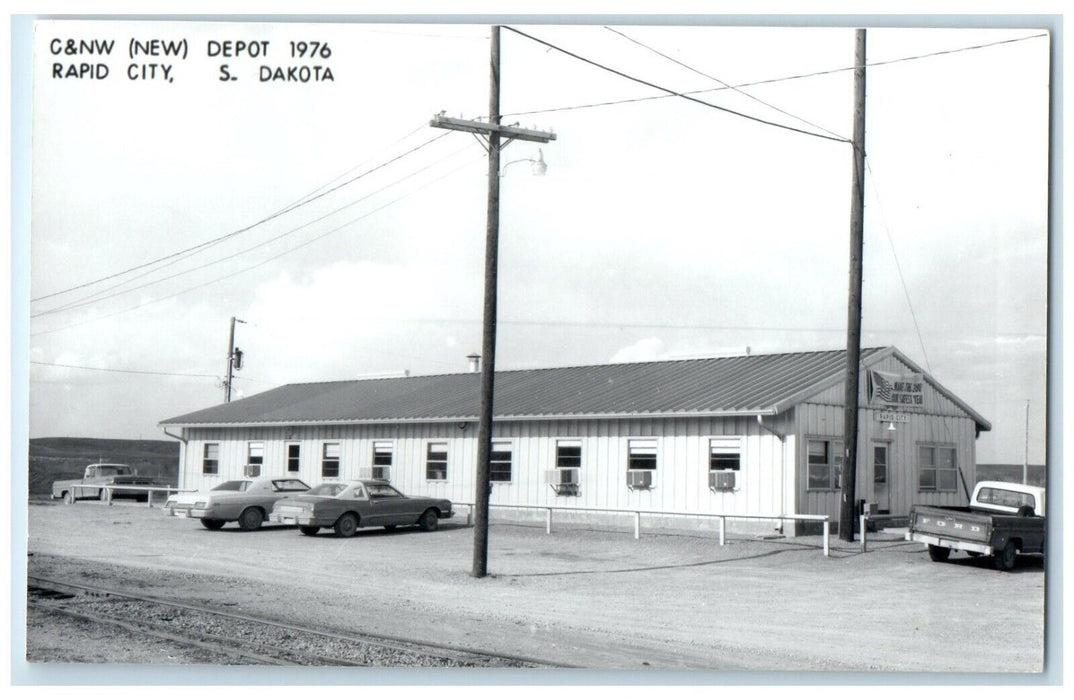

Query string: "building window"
[[627, 438, 657, 470], [490, 442, 513, 482], [556, 439, 582, 469], [919, 444, 957, 492], [322, 442, 340, 478], [709, 437, 742, 472], [202, 443, 219, 475], [286, 443, 301, 473], [426, 442, 448, 481], [372, 441, 393, 480], [807, 438, 844, 491], [246, 442, 264, 476], [873, 443, 889, 485]]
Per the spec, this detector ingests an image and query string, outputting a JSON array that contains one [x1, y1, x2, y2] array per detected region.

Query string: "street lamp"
[[502, 149, 548, 177]]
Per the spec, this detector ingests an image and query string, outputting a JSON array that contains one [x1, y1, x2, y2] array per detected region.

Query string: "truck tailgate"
[[910, 508, 991, 546]]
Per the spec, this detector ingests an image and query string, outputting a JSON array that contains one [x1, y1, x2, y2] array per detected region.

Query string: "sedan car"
[[164, 477, 311, 531], [269, 479, 453, 537]]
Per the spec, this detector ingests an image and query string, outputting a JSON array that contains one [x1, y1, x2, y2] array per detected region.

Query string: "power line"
[[32, 140, 476, 319], [603, 26, 847, 141], [864, 156, 932, 373], [30, 129, 451, 304], [30, 155, 486, 337], [31, 360, 219, 379], [503, 26, 850, 144], [505, 31, 1048, 119]]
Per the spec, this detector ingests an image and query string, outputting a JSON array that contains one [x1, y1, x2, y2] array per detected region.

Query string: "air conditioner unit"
[[709, 470, 736, 491], [545, 468, 580, 495], [627, 469, 654, 489], [244, 463, 262, 478]]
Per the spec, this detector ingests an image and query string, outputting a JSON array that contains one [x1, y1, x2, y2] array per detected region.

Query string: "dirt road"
[[22, 500, 1045, 673]]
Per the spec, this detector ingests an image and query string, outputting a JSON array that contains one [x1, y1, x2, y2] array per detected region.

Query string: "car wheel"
[[334, 513, 358, 537], [62, 491, 75, 505], [299, 526, 320, 536], [200, 518, 226, 530], [927, 545, 950, 562], [238, 507, 264, 532], [994, 541, 1018, 571], [418, 509, 439, 532]]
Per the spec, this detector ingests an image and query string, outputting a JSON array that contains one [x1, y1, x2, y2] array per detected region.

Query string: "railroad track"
[[27, 575, 563, 668]]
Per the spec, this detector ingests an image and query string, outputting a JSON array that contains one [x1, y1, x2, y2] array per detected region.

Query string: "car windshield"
[[366, 484, 404, 498], [97, 466, 131, 476], [212, 480, 251, 492], [272, 479, 310, 492], [308, 483, 347, 497]]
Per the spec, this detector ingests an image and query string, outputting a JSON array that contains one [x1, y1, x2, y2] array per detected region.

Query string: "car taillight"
[[194, 501, 207, 509]]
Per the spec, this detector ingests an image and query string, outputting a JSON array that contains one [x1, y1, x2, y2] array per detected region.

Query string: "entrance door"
[[871, 443, 891, 513]]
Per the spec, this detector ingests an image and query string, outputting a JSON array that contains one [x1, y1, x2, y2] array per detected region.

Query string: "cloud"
[[610, 338, 667, 363]]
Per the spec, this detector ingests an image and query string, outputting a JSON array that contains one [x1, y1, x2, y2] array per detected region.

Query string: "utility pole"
[[1023, 399, 1030, 484], [840, 28, 867, 542], [224, 316, 245, 403], [430, 25, 555, 578]]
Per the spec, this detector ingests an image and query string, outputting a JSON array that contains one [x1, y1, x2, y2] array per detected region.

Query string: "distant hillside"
[[976, 464, 1046, 487], [29, 437, 180, 495]]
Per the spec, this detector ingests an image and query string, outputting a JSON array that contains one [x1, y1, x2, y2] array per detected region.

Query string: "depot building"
[[158, 346, 990, 536]]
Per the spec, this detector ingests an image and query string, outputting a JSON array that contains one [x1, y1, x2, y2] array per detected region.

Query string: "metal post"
[[634, 512, 640, 539], [1023, 399, 1030, 484], [719, 516, 726, 546], [823, 520, 831, 557], [859, 515, 867, 553], [840, 28, 868, 542], [106, 486, 113, 506], [546, 508, 553, 534]]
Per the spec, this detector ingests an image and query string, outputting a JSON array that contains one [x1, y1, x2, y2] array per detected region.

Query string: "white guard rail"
[[98, 485, 193, 508], [455, 502, 832, 557]]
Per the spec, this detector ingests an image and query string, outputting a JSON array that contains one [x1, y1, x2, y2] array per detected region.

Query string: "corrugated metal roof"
[[159, 346, 987, 429]]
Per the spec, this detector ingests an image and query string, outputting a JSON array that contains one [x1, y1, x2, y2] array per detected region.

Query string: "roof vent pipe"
[[467, 353, 481, 373]]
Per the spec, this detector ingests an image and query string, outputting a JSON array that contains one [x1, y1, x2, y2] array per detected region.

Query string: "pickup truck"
[[906, 481, 1046, 571], [51, 463, 167, 503]]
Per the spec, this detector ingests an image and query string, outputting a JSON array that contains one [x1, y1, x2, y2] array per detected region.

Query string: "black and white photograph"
[[11, 11, 1056, 685]]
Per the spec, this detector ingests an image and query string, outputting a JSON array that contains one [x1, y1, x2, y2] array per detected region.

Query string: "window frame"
[[626, 437, 658, 471], [372, 440, 393, 480], [872, 440, 890, 485], [708, 436, 743, 473], [286, 442, 301, 473], [918, 443, 958, 493], [425, 441, 449, 482], [247, 441, 264, 467], [554, 438, 583, 470], [202, 443, 220, 476], [321, 442, 341, 479], [806, 437, 844, 492], [490, 440, 514, 483]]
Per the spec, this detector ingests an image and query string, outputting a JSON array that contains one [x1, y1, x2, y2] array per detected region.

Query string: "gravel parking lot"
[[22, 499, 1045, 673]]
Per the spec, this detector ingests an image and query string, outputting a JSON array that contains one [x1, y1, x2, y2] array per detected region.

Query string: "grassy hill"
[[29, 437, 180, 496]]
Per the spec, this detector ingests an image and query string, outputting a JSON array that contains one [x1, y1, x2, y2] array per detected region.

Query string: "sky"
[[21, 18, 1050, 465]]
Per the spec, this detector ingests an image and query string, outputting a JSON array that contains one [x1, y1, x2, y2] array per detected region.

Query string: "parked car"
[[52, 463, 168, 503], [164, 477, 311, 531], [906, 480, 1046, 571], [269, 479, 453, 537]]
